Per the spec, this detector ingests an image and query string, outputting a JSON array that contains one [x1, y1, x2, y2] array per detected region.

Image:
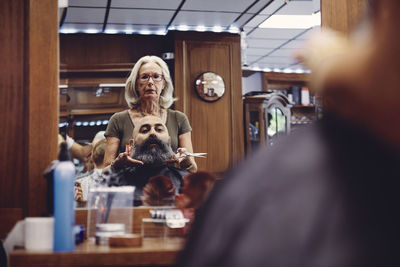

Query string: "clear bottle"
[[53, 142, 76, 252]]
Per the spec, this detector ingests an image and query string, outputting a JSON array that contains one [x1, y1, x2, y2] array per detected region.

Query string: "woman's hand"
[[174, 147, 196, 173], [111, 151, 144, 171]]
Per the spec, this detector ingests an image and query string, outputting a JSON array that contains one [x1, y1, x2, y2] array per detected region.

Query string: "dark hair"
[[92, 139, 107, 167]]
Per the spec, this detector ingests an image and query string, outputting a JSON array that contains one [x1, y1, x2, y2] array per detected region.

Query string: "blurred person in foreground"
[[104, 55, 197, 173], [178, 0, 400, 266], [109, 115, 195, 205]]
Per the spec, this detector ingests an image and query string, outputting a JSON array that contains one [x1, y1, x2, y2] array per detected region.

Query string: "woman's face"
[[136, 62, 165, 101]]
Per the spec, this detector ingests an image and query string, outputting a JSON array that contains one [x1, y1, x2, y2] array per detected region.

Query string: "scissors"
[[177, 152, 207, 159]]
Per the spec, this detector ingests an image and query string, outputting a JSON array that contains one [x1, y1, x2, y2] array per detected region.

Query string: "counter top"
[[9, 237, 185, 267]]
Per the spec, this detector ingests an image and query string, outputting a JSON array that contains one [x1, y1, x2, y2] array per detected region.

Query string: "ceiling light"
[[59, 28, 78, 34], [228, 26, 239, 33], [84, 29, 99, 34], [58, 85, 68, 88], [168, 26, 176, 31], [212, 26, 223, 33], [196, 25, 206, 32], [139, 30, 151, 35], [124, 29, 134, 34], [283, 68, 294, 73], [177, 25, 189, 31], [295, 69, 304, 73], [273, 68, 281, 72], [155, 30, 167, 35], [99, 83, 125, 87], [252, 66, 261, 71], [259, 12, 321, 29], [104, 29, 118, 34], [263, 67, 272, 72]]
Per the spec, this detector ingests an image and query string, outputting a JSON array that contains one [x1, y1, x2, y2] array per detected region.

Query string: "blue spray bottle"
[[53, 142, 76, 252]]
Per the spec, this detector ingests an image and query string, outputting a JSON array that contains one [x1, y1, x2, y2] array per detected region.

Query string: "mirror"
[[194, 72, 225, 102], [267, 106, 287, 146]]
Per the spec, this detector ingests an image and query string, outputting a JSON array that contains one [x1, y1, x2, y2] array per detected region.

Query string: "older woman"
[[104, 55, 197, 172]]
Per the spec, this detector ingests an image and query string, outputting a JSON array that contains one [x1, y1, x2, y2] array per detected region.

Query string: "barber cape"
[[109, 164, 188, 206]]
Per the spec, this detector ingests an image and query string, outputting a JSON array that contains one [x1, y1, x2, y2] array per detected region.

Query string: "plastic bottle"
[[53, 142, 76, 252]]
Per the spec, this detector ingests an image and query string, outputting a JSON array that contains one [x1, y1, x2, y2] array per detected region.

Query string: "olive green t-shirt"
[[105, 109, 192, 153]]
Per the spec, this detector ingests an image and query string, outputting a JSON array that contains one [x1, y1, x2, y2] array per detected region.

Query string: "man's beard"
[[133, 136, 174, 166]]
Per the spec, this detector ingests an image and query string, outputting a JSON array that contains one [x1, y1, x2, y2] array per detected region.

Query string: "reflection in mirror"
[[267, 106, 287, 146], [194, 72, 225, 102]]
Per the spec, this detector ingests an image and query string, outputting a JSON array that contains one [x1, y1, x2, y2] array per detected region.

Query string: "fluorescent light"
[[58, 85, 68, 88], [84, 29, 99, 34], [228, 27, 239, 33], [168, 26, 176, 30], [104, 29, 118, 34], [252, 66, 261, 71], [155, 30, 167, 35], [139, 30, 151, 35], [99, 83, 125, 87], [295, 69, 304, 73], [196, 25, 206, 32], [259, 12, 321, 29], [177, 25, 189, 31], [263, 67, 272, 72], [124, 29, 134, 34], [283, 68, 294, 73], [60, 28, 78, 34], [273, 68, 281, 72], [212, 26, 223, 33]]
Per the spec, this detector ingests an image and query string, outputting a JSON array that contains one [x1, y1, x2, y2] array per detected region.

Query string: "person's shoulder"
[[167, 109, 188, 121], [109, 109, 129, 122]]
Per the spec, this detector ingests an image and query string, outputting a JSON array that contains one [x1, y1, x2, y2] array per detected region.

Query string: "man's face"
[[131, 116, 173, 165], [133, 116, 170, 146]]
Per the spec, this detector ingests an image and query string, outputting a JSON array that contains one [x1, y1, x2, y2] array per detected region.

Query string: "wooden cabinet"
[[59, 84, 127, 142], [244, 94, 292, 154]]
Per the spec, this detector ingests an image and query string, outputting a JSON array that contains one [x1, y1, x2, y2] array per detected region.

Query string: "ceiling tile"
[[173, 11, 238, 27], [281, 39, 306, 49], [182, 0, 255, 13], [111, 0, 182, 9], [246, 47, 274, 56], [259, 0, 286, 15], [65, 7, 105, 23], [68, 0, 107, 7], [242, 14, 270, 28], [268, 48, 297, 57], [108, 9, 174, 25], [276, 1, 314, 15], [247, 38, 287, 49], [61, 23, 103, 32], [248, 28, 304, 39]]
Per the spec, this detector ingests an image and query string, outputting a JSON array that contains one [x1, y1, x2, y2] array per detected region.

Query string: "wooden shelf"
[[60, 63, 135, 74]]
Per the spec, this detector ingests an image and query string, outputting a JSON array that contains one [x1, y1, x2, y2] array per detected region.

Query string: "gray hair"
[[125, 55, 176, 108]]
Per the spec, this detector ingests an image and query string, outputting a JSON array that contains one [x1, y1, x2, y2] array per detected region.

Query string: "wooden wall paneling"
[[321, 0, 367, 34], [174, 32, 244, 175], [0, 0, 26, 214], [59, 34, 172, 66], [27, 0, 59, 217], [0, 0, 58, 237], [229, 40, 244, 164]]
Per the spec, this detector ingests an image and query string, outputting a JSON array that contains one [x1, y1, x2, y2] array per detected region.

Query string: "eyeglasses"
[[138, 73, 164, 82]]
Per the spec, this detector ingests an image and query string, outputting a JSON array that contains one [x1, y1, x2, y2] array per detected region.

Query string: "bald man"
[[109, 116, 192, 205]]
